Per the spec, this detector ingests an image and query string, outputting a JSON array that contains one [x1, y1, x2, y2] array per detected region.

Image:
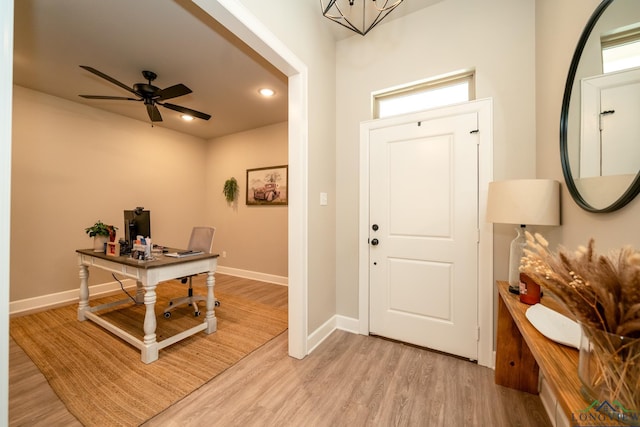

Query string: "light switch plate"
[[320, 192, 328, 206]]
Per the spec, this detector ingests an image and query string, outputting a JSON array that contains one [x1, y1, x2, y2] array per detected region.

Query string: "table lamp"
[[486, 179, 561, 294]]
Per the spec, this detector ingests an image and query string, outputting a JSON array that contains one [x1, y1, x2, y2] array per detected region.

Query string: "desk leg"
[[135, 281, 144, 304], [495, 293, 539, 394], [78, 264, 89, 321], [205, 271, 217, 334], [141, 283, 159, 364]]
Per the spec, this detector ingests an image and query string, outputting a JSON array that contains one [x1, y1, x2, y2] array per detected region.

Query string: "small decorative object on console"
[[519, 273, 540, 305]]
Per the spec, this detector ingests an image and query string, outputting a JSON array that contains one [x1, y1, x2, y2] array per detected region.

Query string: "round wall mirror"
[[560, 0, 640, 212]]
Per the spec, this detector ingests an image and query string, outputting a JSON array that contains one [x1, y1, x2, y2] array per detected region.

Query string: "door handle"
[[371, 238, 379, 246]]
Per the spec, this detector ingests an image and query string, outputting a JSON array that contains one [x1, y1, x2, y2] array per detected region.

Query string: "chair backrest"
[[187, 226, 216, 254]]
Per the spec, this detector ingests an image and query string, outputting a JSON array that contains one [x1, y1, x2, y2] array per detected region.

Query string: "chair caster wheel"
[[164, 312, 171, 319], [194, 311, 200, 317], [215, 301, 220, 307]]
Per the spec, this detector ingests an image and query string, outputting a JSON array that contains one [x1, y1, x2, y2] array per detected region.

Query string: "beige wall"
[[10, 86, 208, 300], [236, 0, 338, 332], [536, 0, 640, 252], [10, 85, 289, 301], [334, 0, 537, 318], [206, 122, 288, 278]]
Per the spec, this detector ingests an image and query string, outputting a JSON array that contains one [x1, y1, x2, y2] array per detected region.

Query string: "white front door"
[[368, 111, 479, 360], [580, 68, 640, 177], [600, 80, 640, 176]]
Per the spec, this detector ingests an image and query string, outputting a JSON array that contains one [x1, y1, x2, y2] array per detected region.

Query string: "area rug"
[[10, 281, 288, 426]]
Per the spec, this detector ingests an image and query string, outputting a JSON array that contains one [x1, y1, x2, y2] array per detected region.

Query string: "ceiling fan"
[[78, 65, 212, 122]]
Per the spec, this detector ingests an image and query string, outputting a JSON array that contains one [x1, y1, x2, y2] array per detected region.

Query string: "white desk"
[[76, 249, 219, 363]]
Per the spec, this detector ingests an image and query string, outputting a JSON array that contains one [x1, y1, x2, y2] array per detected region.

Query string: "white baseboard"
[[216, 265, 288, 286], [540, 376, 557, 427], [307, 316, 336, 353], [539, 374, 570, 427], [336, 315, 360, 334], [10, 278, 137, 317], [307, 314, 360, 354], [9, 268, 287, 317]]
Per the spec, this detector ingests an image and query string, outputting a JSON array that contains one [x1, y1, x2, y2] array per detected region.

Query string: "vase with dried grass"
[[578, 323, 640, 422], [520, 232, 640, 424]]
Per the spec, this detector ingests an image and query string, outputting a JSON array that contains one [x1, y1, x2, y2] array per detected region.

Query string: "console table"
[[76, 249, 219, 363], [495, 280, 583, 423]]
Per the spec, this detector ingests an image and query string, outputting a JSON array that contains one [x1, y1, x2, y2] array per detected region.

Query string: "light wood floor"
[[10, 274, 550, 427]]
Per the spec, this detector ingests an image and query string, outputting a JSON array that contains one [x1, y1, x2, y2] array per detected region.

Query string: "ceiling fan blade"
[[146, 104, 163, 122], [157, 84, 192, 101], [79, 65, 137, 96], [79, 95, 139, 101], [160, 102, 212, 121]]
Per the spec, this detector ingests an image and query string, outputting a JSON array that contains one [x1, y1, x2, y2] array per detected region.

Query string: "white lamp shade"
[[486, 179, 561, 226]]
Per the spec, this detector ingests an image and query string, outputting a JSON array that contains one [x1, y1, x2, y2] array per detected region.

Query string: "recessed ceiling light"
[[181, 114, 194, 121], [259, 88, 275, 97]]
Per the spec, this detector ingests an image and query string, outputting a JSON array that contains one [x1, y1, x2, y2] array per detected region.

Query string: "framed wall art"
[[246, 165, 288, 206]]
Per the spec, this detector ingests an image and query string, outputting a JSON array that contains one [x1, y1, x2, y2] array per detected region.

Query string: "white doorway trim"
[[184, 0, 311, 358], [358, 99, 494, 368]]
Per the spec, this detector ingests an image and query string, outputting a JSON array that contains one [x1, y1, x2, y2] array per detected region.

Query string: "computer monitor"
[[124, 208, 151, 253]]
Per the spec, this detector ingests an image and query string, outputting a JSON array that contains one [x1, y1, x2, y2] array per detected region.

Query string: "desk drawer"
[[123, 265, 142, 278], [82, 255, 142, 280]]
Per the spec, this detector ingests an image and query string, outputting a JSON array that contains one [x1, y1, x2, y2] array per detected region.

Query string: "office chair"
[[163, 226, 217, 318]]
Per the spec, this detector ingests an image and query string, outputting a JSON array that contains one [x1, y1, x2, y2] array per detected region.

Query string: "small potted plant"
[[85, 220, 118, 252]]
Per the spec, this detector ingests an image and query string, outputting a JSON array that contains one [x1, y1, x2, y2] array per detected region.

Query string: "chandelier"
[[321, 0, 405, 36]]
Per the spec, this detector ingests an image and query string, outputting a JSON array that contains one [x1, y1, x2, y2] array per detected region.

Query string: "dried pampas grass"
[[520, 232, 640, 412], [520, 232, 640, 338]]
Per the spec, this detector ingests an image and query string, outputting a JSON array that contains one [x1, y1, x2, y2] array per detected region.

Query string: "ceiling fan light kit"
[[320, 0, 405, 36], [78, 65, 212, 123]]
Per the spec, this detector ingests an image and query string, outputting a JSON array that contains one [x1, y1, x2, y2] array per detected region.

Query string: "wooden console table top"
[[495, 280, 583, 419]]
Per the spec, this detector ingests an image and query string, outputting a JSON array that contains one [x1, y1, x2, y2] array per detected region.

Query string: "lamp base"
[[508, 225, 527, 295]]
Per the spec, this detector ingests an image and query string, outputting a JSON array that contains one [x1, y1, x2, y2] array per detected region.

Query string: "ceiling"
[[13, 0, 439, 140]]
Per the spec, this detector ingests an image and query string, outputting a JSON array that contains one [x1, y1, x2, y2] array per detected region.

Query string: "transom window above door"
[[373, 70, 475, 119], [601, 24, 640, 73]]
